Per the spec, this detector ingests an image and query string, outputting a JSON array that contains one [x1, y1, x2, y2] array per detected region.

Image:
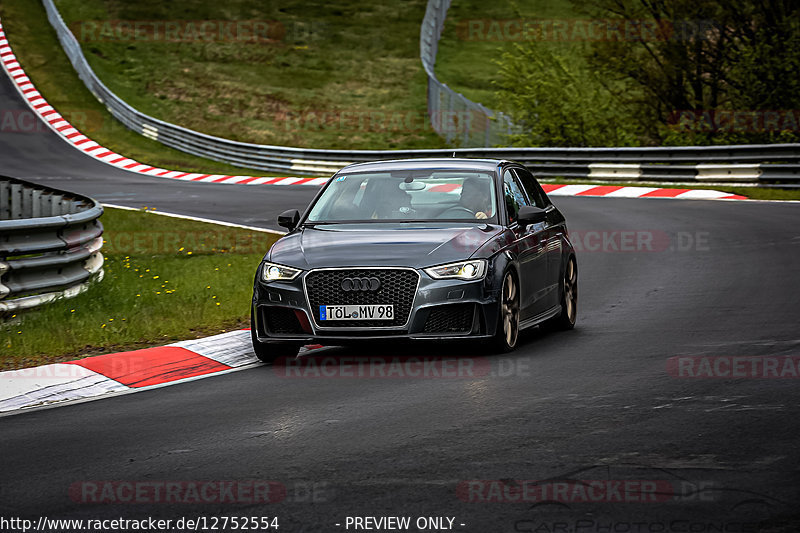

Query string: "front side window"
[[514, 167, 548, 208], [502, 169, 529, 224], [305, 170, 498, 223]]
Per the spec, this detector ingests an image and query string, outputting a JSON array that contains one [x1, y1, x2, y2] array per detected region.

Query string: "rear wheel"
[[250, 309, 300, 363], [544, 256, 577, 331], [491, 271, 520, 353]]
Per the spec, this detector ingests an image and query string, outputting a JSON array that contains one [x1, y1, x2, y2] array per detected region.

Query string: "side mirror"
[[517, 205, 547, 227], [277, 209, 300, 231]]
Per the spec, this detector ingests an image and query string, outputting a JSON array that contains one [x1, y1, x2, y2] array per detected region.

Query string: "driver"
[[459, 177, 491, 219]]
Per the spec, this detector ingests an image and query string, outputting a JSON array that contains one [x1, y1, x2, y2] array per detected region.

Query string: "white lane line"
[[101, 204, 286, 235]]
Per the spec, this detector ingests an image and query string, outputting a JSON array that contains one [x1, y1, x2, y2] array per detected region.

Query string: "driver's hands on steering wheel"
[[475, 211, 488, 219]]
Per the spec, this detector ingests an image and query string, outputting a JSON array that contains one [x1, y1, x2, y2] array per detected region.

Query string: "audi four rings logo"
[[341, 277, 381, 292]]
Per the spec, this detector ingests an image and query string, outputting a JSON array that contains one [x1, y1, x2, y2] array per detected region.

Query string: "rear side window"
[[502, 169, 529, 224], [513, 167, 549, 208]]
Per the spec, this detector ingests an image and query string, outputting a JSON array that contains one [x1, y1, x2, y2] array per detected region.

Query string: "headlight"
[[262, 262, 302, 282], [424, 259, 486, 280]]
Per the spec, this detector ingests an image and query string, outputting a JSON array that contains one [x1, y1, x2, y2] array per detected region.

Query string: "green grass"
[[0, 0, 285, 176], [3, 0, 448, 151], [0, 207, 279, 370], [436, 0, 580, 110]]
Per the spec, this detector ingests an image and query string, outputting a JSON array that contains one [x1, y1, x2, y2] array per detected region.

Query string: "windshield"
[[305, 170, 498, 223]]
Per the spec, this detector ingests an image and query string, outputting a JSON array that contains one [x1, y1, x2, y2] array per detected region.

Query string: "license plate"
[[320, 304, 394, 321]]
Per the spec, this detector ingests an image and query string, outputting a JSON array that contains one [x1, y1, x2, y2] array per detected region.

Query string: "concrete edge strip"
[[0, 20, 748, 201], [0, 329, 326, 415]]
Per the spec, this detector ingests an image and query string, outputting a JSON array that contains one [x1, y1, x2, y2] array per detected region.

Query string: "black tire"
[[491, 270, 520, 353], [544, 256, 577, 331], [250, 309, 300, 363]]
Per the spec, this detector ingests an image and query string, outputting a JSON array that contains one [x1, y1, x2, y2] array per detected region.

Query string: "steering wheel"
[[436, 206, 475, 219]]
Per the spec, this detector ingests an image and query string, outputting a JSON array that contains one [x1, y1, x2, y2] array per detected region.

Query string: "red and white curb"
[[0, 330, 324, 415], [541, 183, 745, 200], [0, 19, 745, 200]]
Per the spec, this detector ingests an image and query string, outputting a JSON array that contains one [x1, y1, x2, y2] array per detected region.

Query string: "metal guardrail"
[[0, 176, 104, 312], [419, 0, 515, 146], [38, 0, 800, 182]]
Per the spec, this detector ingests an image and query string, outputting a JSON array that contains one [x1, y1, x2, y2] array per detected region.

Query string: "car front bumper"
[[252, 268, 502, 345]]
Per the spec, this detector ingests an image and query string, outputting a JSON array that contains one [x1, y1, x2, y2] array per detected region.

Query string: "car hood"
[[268, 223, 503, 269]]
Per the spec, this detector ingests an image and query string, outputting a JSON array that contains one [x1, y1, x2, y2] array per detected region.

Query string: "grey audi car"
[[251, 158, 577, 362]]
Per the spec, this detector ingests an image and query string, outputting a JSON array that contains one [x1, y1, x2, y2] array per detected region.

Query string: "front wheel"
[[544, 256, 577, 331], [491, 270, 520, 353], [250, 309, 300, 363]]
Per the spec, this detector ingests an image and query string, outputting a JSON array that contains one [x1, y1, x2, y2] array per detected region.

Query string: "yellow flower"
[[101, 324, 106, 328], [109, 318, 114, 321], [187, 252, 193, 255], [153, 275, 159, 279], [179, 247, 184, 251], [70, 309, 75, 313]]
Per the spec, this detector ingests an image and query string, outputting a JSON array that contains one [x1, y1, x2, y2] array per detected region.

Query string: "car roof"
[[338, 158, 509, 174]]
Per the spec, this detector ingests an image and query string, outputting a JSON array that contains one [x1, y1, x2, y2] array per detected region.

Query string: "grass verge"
[[0, 207, 280, 370], [4, 0, 446, 151], [436, 0, 579, 110], [0, 0, 283, 176]]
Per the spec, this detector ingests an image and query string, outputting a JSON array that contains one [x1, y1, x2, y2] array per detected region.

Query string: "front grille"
[[262, 306, 305, 334], [423, 304, 475, 333], [305, 268, 419, 327]]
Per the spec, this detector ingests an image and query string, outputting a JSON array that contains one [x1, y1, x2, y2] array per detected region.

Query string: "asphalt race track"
[[0, 75, 319, 230], [2, 70, 800, 531]]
